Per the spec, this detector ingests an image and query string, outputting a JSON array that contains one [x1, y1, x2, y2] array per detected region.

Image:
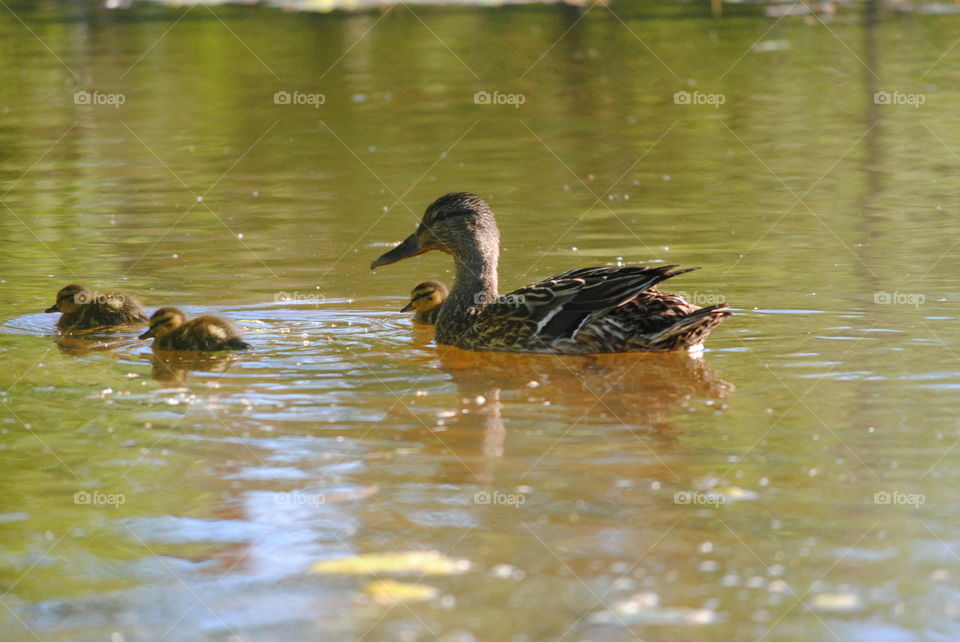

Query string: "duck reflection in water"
[[149, 351, 240, 383], [53, 332, 134, 357], [388, 345, 733, 485], [51, 329, 243, 382]]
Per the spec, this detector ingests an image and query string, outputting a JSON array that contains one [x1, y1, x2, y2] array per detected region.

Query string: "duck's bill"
[[138, 328, 154, 340], [370, 234, 427, 269], [400, 302, 415, 312], [43, 305, 58, 313]]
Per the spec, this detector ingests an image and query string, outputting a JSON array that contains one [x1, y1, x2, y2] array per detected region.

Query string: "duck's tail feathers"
[[645, 304, 732, 349], [613, 265, 700, 305], [570, 265, 701, 312], [661, 265, 701, 280]]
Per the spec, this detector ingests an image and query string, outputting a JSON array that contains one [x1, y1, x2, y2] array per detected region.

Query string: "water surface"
[[2, 1, 960, 640]]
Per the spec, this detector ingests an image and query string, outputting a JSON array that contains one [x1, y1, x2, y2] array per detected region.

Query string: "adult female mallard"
[[371, 193, 730, 353], [402, 280, 448, 324], [138, 307, 251, 351], [44, 283, 148, 330]]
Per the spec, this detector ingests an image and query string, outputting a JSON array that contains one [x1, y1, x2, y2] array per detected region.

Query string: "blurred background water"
[[1, 0, 960, 639]]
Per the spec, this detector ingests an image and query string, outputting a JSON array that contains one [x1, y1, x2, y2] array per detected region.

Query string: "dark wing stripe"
[[501, 265, 694, 341], [470, 263, 724, 350]]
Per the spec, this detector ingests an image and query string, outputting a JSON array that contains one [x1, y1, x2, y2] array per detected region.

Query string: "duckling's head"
[[139, 307, 187, 340], [370, 193, 500, 269], [45, 284, 94, 314], [401, 280, 448, 314]]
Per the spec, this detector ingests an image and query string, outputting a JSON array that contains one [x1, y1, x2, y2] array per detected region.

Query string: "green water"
[[2, 1, 960, 639]]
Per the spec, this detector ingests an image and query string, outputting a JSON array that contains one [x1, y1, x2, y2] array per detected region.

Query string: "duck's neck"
[[445, 243, 499, 317]]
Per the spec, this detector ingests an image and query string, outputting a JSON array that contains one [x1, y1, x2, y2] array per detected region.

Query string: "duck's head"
[[139, 307, 187, 340], [370, 193, 500, 269], [401, 280, 448, 313], [45, 284, 94, 314]]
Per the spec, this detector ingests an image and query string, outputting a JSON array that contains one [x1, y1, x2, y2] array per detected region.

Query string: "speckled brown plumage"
[[45, 284, 148, 330], [371, 193, 730, 354], [139, 307, 251, 351]]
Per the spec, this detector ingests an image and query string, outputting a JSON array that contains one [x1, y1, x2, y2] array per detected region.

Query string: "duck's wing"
[[484, 264, 699, 342]]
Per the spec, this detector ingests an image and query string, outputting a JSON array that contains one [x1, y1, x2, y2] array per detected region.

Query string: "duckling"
[[44, 283, 148, 330], [401, 280, 448, 324], [138, 307, 251, 351]]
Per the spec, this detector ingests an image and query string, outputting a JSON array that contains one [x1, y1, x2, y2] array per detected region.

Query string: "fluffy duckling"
[[138, 307, 251, 351], [401, 280, 447, 324], [45, 283, 148, 330]]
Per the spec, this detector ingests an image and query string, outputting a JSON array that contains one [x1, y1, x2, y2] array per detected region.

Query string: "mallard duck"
[[371, 193, 730, 353], [138, 307, 251, 351], [401, 280, 448, 324], [44, 283, 148, 330]]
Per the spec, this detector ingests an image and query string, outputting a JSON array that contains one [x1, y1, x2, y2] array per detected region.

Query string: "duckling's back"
[[154, 315, 250, 351], [59, 292, 147, 330]]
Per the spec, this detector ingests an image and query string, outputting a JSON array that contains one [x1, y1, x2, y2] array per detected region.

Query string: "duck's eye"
[[434, 208, 469, 222]]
